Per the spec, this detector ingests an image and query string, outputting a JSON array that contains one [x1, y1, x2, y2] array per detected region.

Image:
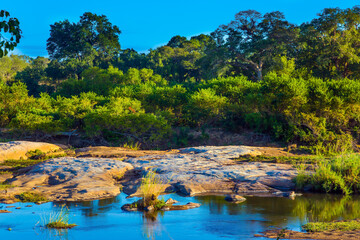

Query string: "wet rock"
[[168, 202, 201, 210], [225, 194, 246, 203], [145, 205, 154, 212], [0, 141, 62, 161], [0, 210, 11, 213], [121, 204, 138, 212], [6, 206, 15, 208], [165, 198, 178, 205], [15, 207, 21, 209]]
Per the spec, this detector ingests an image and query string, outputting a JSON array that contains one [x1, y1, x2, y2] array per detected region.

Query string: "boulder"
[[6, 157, 133, 202], [225, 194, 246, 203], [0, 141, 62, 161]]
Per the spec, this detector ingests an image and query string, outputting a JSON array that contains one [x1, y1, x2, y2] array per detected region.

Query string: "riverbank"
[[0, 141, 299, 203]]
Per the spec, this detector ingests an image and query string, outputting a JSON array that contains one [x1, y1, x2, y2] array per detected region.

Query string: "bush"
[[295, 154, 360, 195]]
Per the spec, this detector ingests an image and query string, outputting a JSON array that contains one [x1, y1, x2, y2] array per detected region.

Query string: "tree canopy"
[[211, 10, 298, 81], [47, 12, 121, 65], [0, 10, 21, 57]]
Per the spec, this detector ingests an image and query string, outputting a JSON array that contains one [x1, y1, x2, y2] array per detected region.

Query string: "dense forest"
[[1, 7, 360, 153]]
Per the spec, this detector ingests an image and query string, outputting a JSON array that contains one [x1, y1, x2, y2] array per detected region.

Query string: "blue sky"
[[2, 0, 359, 57]]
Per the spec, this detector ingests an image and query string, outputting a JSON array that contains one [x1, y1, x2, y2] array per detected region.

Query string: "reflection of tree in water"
[[195, 194, 360, 232], [292, 194, 360, 222], [54, 196, 121, 217], [142, 211, 174, 240]]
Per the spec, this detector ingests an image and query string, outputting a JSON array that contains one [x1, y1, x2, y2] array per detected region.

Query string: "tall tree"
[[47, 12, 121, 65], [298, 6, 360, 79], [212, 10, 298, 81], [0, 10, 21, 57]]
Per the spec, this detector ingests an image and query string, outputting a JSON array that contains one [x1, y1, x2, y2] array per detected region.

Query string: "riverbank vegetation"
[[303, 220, 360, 232], [295, 154, 360, 195], [1, 7, 360, 154]]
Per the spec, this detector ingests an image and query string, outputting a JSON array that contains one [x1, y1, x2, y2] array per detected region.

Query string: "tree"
[[0, 10, 21, 57], [0, 55, 29, 82], [15, 57, 51, 96], [298, 6, 360, 79], [47, 12, 121, 65], [212, 10, 298, 81]]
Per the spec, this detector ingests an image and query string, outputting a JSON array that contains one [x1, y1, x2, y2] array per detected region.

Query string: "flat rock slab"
[[124, 146, 297, 196], [0, 141, 62, 161], [1, 145, 298, 202], [6, 157, 133, 201], [75, 146, 178, 159]]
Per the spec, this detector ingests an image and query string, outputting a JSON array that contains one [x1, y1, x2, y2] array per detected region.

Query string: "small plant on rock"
[[140, 170, 166, 208], [44, 205, 76, 229], [17, 192, 48, 203]]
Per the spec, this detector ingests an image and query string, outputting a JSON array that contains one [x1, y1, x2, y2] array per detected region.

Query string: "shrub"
[[295, 154, 360, 195]]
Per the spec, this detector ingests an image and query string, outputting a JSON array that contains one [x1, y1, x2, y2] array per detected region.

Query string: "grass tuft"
[[17, 192, 48, 203], [45, 205, 76, 229], [138, 169, 169, 209]]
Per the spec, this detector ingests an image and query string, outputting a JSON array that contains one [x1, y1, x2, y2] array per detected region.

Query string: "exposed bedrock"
[[0, 145, 298, 202]]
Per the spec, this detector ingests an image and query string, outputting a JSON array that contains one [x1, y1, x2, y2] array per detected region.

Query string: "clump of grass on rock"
[[45, 205, 76, 229], [17, 192, 48, 203]]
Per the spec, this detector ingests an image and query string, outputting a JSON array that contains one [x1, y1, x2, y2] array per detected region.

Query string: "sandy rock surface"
[[0, 141, 62, 161], [0, 145, 298, 202], [124, 146, 297, 196], [5, 157, 133, 201]]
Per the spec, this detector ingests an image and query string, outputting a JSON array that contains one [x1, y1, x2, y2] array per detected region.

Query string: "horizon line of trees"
[[1, 6, 360, 153]]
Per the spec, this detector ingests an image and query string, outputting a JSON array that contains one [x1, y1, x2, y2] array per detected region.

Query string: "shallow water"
[[0, 193, 359, 240]]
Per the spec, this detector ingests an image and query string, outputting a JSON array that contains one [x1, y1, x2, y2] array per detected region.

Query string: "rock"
[[0, 210, 11, 213], [7, 157, 133, 202], [165, 198, 178, 205], [145, 205, 154, 212], [225, 194, 246, 203], [15, 207, 21, 209], [124, 146, 297, 196], [5, 206, 15, 208], [25, 205, 32, 207], [168, 202, 201, 210], [121, 204, 138, 212], [75, 146, 177, 159], [1, 145, 300, 201], [283, 191, 296, 198], [0, 141, 62, 161]]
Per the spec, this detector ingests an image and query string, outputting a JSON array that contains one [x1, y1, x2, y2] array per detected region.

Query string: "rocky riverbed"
[[0, 142, 298, 203]]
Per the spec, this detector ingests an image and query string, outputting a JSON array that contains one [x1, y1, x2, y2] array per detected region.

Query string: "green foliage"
[[0, 10, 21, 57], [0, 55, 29, 82], [45, 205, 76, 229], [47, 12, 121, 65], [303, 220, 360, 232], [0, 181, 14, 190], [140, 170, 167, 208], [2, 7, 360, 154], [17, 192, 48, 203], [295, 154, 360, 195], [187, 88, 228, 126]]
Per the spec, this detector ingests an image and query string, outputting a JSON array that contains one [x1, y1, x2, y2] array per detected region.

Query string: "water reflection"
[[2, 193, 360, 240], [142, 211, 168, 240], [55, 195, 121, 217], [37, 228, 69, 240], [196, 194, 360, 227]]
